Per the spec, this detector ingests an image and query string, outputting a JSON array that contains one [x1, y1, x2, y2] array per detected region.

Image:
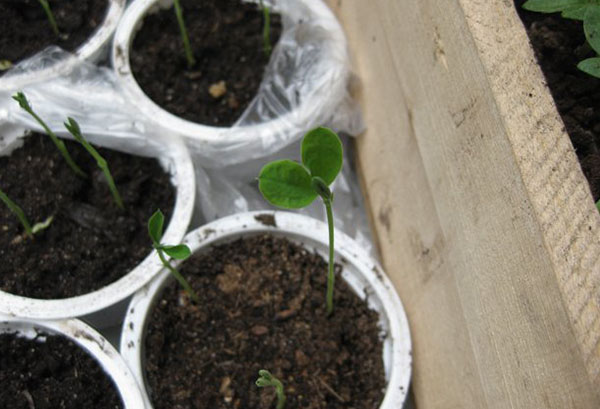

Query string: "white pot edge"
[[0, 0, 126, 91], [120, 210, 412, 409], [0, 314, 145, 409], [0, 135, 196, 322], [111, 0, 350, 146]]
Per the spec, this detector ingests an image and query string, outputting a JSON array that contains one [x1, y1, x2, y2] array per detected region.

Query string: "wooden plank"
[[325, 0, 600, 407]]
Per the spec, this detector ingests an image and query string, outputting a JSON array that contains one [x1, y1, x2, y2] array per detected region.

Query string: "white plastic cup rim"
[[0, 314, 145, 409], [120, 211, 412, 409], [111, 0, 350, 147], [0, 134, 196, 321], [0, 0, 126, 91]]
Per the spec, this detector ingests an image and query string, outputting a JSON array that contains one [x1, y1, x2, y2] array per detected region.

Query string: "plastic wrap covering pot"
[[112, 0, 353, 167], [120, 211, 412, 409], [0, 314, 145, 409], [0, 0, 126, 92], [0, 131, 196, 327]]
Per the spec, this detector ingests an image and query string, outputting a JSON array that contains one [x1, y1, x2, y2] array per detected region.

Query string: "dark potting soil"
[[0, 133, 174, 299], [0, 0, 108, 72], [129, 0, 282, 127], [145, 235, 386, 409], [0, 331, 123, 409], [515, 1, 600, 200]]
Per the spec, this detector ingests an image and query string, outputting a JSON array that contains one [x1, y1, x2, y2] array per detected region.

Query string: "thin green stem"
[[259, 0, 272, 57], [173, 0, 196, 68], [65, 119, 124, 209], [324, 198, 335, 316], [38, 0, 60, 36], [0, 188, 32, 237], [157, 248, 199, 303]]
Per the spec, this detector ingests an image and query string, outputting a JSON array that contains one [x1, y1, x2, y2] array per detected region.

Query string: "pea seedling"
[[148, 209, 199, 303], [0, 187, 53, 238], [259, 0, 272, 57], [523, 0, 600, 77], [13, 92, 86, 178], [258, 127, 343, 316], [64, 118, 124, 209], [37, 0, 60, 36], [256, 370, 286, 409], [173, 0, 196, 68]]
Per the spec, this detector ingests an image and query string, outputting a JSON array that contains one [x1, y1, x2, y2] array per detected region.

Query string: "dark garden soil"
[[0, 0, 108, 73], [0, 331, 123, 409], [515, 1, 600, 200], [0, 133, 174, 299], [145, 234, 386, 409], [129, 0, 282, 127]]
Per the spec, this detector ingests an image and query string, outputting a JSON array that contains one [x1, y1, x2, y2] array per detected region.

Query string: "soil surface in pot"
[[516, 1, 600, 200], [0, 0, 108, 75], [0, 133, 174, 299], [145, 234, 386, 409], [0, 331, 123, 409], [129, 0, 282, 127]]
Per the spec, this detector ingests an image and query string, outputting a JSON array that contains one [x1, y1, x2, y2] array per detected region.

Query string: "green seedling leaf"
[[0, 187, 33, 236], [523, 0, 589, 13], [301, 127, 343, 185], [0, 60, 12, 71], [148, 209, 165, 245], [173, 0, 195, 68], [38, 0, 59, 36], [65, 117, 124, 209], [258, 159, 317, 208], [259, 0, 272, 57], [256, 370, 286, 409], [584, 4, 600, 54], [577, 56, 600, 77], [12, 92, 86, 178], [562, 4, 590, 19], [162, 244, 191, 260], [31, 215, 54, 235]]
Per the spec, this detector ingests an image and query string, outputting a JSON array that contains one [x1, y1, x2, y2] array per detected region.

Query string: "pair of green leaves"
[[256, 370, 286, 409], [523, 0, 600, 77], [258, 127, 343, 208], [148, 210, 191, 260]]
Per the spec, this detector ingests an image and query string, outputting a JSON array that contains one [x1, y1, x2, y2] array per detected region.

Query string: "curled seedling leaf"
[[256, 370, 286, 409], [64, 117, 124, 209], [148, 209, 199, 303], [258, 127, 343, 315]]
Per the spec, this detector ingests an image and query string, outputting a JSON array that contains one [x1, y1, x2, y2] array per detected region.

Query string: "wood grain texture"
[[325, 0, 600, 407]]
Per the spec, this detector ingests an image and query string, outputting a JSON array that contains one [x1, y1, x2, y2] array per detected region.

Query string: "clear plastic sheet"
[[0, 0, 371, 251]]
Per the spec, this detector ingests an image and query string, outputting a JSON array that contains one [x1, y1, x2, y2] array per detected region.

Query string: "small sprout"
[[173, 0, 196, 68], [37, 0, 60, 36], [0, 187, 52, 238], [256, 370, 286, 409], [0, 60, 13, 71], [259, 0, 272, 57], [148, 209, 199, 303], [523, 0, 600, 78], [13, 92, 86, 178], [258, 127, 343, 315], [64, 117, 124, 209]]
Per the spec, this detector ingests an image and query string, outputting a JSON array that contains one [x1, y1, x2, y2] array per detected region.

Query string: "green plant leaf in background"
[[148, 209, 165, 244], [577, 56, 600, 77], [301, 127, 343, 185], [523, 0, 589, 13], [162, 244, 191, 260], [584, 4, 600, 54], [258, 159, 317, 208]]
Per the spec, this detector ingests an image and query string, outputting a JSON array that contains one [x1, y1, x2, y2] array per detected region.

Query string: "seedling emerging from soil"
[[64, 118, 124, 209], [173, 0, 196, 68], [148, 209, 199, 303], [0, 187, 53, 238], [12, 92, 86, 178], [259, 0, 272, 57], [37, 0, 60, 36], [256, 370, 286, 409], [523, 0, 600, 77], [258, 127, 343, 316]]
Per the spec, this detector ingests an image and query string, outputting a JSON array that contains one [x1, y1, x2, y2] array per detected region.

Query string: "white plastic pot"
[[0, 314, 145, 409], [0, 0, 126, 92], [112, 0, 352, 167], [0, 132, 196, 327], [121, 211, 412, 409]]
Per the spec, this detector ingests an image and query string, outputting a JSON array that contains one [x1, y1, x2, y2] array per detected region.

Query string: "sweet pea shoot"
[[37, 0, 60, 36], [258, 127, 343, 315], [173, 0, 196, 68], [259, 0, 272, 57], [0, 187, 53, 238], [148, 209, 199, 303], [256, 370, 286, 409]]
